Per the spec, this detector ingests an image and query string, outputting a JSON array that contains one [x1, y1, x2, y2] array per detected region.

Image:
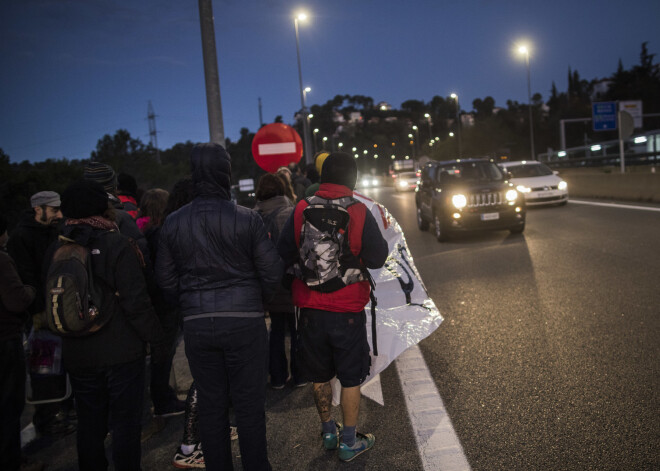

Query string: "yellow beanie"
[[314, 152, 330, 175]]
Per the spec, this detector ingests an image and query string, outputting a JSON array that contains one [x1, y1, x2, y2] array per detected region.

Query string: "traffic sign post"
[[592, 102, 617, 131], [251, 123, 303, 173]]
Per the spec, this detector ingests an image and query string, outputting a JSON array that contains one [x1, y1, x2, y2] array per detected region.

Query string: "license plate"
[[536, 191, 554, 198], [481, 212, 499, 221]]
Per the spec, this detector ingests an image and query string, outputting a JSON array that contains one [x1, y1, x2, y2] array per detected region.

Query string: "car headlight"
[[452, 194, 467, 209], [372, 179, 378, 186], [516, 185, 531, 193], [398, 180, 408, 188], [505, 189, 519, 202], [558, 181, 567, 190], [361, 178, 370, 187]]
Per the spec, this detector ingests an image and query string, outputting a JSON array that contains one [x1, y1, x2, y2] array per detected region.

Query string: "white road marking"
[[570, 199, 660, 212], [258, 142, 296, 155], [396, 344, 471, 471]]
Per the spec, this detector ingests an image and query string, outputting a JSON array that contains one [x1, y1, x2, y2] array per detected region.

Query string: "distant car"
[[393, 171, 419, 192], [415, 159, 525, 242], [357, 174, 380, 189], [499, 161, 568, 206]]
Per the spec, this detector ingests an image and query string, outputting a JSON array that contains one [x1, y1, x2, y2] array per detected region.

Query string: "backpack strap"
[[365, 270, 378, 356]]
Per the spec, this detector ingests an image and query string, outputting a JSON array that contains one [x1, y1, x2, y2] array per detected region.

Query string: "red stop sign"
[[251, 123, 303, 173]]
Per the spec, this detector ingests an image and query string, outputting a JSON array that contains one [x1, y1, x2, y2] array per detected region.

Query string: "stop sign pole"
[[251, 123, 303, 173]]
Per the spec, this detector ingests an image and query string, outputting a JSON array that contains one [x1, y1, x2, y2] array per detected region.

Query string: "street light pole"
[[424, 113, 433, 145], [451, 93, 462, 158], [519, 45, 535, 160], [294, 13, 313, 165]]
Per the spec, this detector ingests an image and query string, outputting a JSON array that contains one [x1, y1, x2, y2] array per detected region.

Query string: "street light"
[[424, 113, 433, 144], [313, 128, 319, 153], [518, 44, 535, 160], [294, 12, 313, 164], [450, 93, 462, 158]]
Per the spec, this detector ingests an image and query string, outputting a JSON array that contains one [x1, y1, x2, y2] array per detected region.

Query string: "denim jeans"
[[0, 335, 25, 471], [268, 311, 301, 385], [184, 317, 271, 471], [69, 357, 145, 471]]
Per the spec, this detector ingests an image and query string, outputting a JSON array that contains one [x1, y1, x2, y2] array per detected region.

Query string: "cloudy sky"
[[1, 0, 659, 163]]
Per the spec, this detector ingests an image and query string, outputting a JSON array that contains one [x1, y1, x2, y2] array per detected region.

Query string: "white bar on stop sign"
[[258, 142, 296, 155]]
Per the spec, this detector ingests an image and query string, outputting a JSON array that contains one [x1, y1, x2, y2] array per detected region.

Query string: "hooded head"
[[117, 173, 138, 197], [320, 152, 357, 190], [61, 179, 110, 219], [190, 143, 232, 199]]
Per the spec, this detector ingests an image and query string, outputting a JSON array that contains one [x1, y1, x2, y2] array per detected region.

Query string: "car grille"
[[468, 192, 503, 207], [531, 185, 558, 191]]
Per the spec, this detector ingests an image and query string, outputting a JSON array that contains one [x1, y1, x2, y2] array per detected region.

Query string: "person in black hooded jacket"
[[156, 143, 283, 471]]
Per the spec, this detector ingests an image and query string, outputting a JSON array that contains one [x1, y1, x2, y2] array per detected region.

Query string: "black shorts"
[[296, 308, 371, 388]]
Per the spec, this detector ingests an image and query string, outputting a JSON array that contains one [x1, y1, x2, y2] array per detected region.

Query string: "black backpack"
[[45, 237, 111, 336]]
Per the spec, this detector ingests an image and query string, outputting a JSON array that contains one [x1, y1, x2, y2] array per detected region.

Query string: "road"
[[24, 188, 660, 470]]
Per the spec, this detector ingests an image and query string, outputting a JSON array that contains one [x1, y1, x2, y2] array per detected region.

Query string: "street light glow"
[[304, 87, 311, 93], [296, 12, 307, 21], [518, 45, 528, 55], [450, 93, 457, 99]]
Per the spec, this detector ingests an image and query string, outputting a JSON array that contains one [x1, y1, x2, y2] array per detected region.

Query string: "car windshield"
[[506, 163, 554, 177], [438, 162, 505, 183]]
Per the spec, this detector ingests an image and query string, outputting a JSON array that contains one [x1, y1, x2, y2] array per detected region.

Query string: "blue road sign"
[[592, 102, 617, 131]]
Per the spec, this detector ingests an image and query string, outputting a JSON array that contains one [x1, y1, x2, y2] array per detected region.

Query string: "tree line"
[[2, 42, 658, 228]]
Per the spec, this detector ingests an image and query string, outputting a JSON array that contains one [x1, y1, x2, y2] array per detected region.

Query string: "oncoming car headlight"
[[505, 189, 519, 202], [398, 180, 408, 188], [452, 194, 467, 209], [558, 181, 567, 190], [516, 185, 531, 193], [361, 178, 371, 187]]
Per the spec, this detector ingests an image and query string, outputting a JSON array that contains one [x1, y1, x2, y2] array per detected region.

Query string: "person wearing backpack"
[[51, 179, 166, 471], [277, 152, 389, 462], [253, 173, 306, 389]]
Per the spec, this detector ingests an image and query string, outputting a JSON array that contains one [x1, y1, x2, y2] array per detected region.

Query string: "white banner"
[[331, 192, 444, 405]]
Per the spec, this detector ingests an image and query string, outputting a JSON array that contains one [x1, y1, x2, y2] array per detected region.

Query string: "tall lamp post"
[[412, 125, 419, 157], [450, 93, 462, 158], [294, 12, 313, 164], [424, 113, 433, 145], [518, 45, 535, 160]]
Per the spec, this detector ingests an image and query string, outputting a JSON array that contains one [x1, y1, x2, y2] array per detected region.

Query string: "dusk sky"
[[2, 0, 659, 164]]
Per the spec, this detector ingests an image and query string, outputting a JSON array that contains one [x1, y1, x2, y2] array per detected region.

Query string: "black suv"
[[415, 159, 526, 241]]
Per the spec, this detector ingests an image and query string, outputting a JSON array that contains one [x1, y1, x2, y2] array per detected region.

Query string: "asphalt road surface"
[[24, 188, 660, 470]]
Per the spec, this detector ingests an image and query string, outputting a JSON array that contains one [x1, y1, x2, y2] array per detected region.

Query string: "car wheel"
[[434, 212, 449, 242], [509, 223, 525, 234], [416, 207, 429, 231]]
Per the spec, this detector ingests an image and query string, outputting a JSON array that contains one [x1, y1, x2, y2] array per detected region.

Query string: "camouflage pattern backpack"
[[297, 195, 367, 293]]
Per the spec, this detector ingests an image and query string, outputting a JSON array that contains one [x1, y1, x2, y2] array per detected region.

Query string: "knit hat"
[[320, 152, 357, 190], [83, 162, 117, 193], [314, 152, 330, 175], [30, 191, 61, 208], [61, 179, 110, 219]]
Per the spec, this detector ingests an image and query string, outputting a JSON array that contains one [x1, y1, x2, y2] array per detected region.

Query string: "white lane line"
[[570, 200, 660, 212], [396, 344, 471, 471]]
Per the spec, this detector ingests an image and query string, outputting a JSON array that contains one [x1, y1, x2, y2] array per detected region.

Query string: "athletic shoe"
[[154, 399, 186, 418], [321, 421, 343, 450], [338, 432, 375, 462], [172, 443, 204, 469], [270, 383, 285, 390], [294, 381, 308, 388]]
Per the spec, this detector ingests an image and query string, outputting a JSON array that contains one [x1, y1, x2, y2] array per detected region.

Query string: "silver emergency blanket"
[[331, 192, 444, 405]]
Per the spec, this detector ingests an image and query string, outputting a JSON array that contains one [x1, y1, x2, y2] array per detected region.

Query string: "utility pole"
[[258, 97, 264, 128], [147, 101, 160, 164], [198, 0, 225, 145]]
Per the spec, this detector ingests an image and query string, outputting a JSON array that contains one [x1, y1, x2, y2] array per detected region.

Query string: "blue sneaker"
[[338, 432, 375, 462], [321, 421, 343, 450]]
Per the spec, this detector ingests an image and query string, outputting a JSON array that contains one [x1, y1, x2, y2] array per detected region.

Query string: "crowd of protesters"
[[0, 144, 388, 471]]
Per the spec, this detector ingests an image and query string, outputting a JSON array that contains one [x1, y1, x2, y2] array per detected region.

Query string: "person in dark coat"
[[156, 143, 283, 471], [6, 191, 75, 438], [0, 214, 40, 471], [253, 173, 305, 388], [53, 179, 166, 471]]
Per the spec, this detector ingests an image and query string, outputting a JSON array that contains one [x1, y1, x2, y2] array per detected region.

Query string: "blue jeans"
[[0, 335, 25, 471], [184, 317, 271, 471], [69, 357, 145, 471]]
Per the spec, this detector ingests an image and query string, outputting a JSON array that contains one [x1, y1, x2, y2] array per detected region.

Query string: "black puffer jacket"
[[156, 143, 284, 320]]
